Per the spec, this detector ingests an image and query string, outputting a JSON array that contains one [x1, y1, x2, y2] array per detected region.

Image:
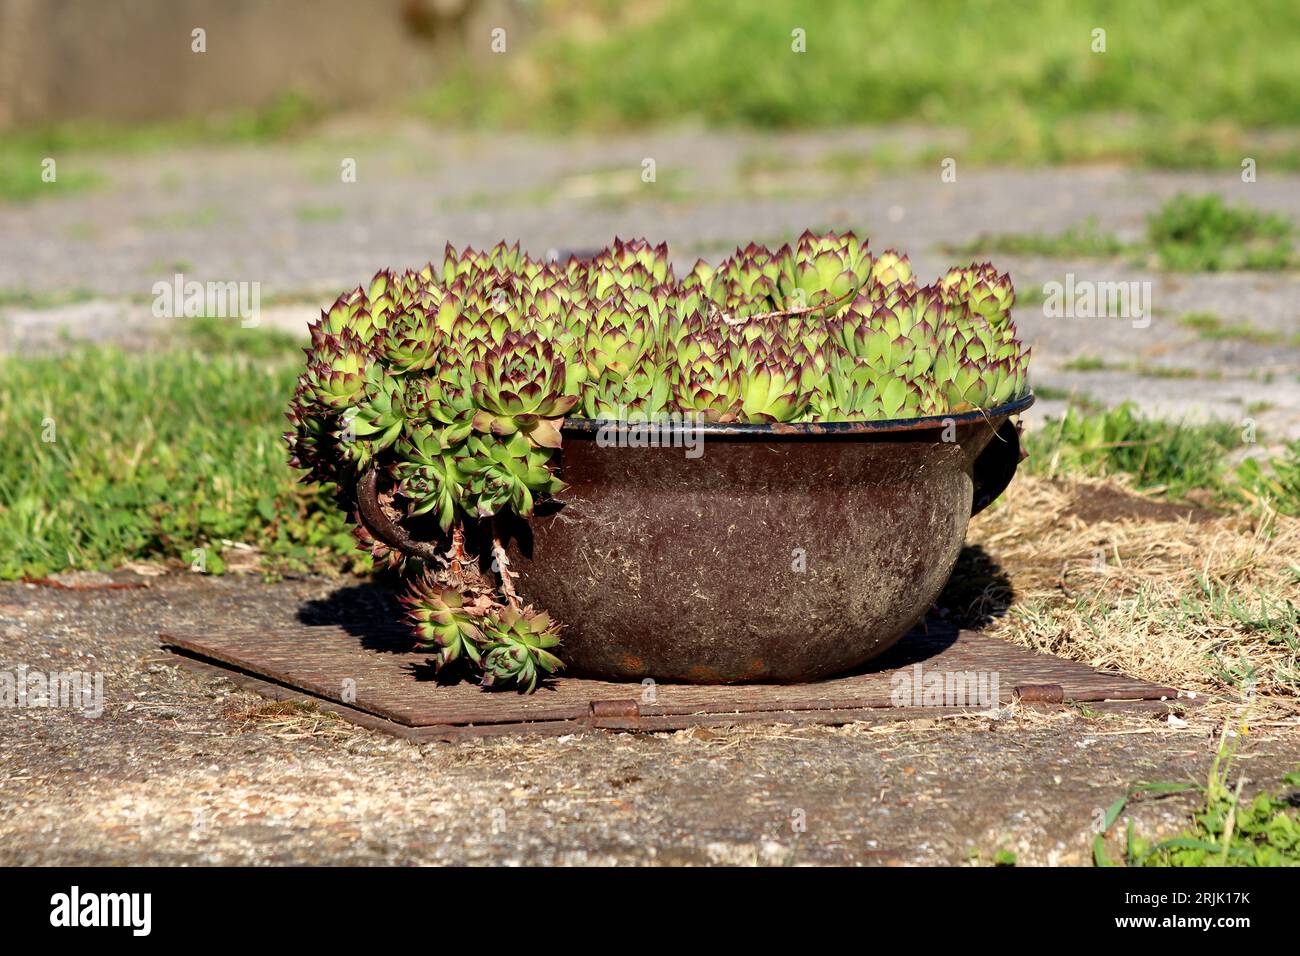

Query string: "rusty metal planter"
[[507, 394, 1032, 683], [358, 395, 1033, 685]]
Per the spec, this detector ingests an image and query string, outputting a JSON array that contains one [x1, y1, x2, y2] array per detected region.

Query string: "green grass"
[[1147, 193, 1295, 271], [953, 218, 1129, 259], [0, 91, 323, 203], [1132, 365, 1218, 381], [1024, 402, 1243, 499], [1237, 441, 1300, 516], [961, 193, 1296, 271], [1061, 355, 1108, 372], [1013, 284, 1049, 307], [422, 0, 1300, 167], [294, 204, 345, 224], [1095, 719, 1300, 866], [0, 154, 104, 202], [0, 335, 352, 580], [4, 1, 1296, 198], [1026, 400, 1300, 515], [1029, 384, 1072, 401], [1178, 312, 1300, 348], [815, 144, 913, 177], [1058, 356, 1219, 380], [0, 287, 98, 311], [950, 117, 1300, 171], [177, 316, 307, 360]]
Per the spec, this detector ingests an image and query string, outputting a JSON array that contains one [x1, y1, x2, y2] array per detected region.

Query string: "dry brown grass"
[[966, 476, 1300, 717], [220, 698, 354, 738]]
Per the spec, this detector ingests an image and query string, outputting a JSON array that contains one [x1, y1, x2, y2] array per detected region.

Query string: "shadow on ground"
[[933, 543, 1015, 630]]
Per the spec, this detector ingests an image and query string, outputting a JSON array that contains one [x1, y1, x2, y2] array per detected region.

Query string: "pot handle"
[[971, 418, 1024, 517], [355, 467, 445, 561]]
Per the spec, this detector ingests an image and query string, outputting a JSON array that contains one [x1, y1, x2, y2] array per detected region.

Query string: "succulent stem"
[[708, 277, 864, 326], [445, 523, 469, 583], [491, 534, 522, 610]]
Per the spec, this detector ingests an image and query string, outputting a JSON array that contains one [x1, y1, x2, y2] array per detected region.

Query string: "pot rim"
[[560, 391, 1034, 437]]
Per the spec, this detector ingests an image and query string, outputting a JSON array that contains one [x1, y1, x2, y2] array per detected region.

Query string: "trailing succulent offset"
[[285, 232, 1031, 691]]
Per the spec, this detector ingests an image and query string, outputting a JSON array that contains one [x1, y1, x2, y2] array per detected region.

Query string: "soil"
[[1053, 480, 1221, 526]]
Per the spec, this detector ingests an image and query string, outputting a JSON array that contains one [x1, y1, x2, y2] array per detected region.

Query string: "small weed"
[[1236, 441, 1300, 516], [1071, 702, 1104, 719], [1178, 311, 1298, 347], [1095, 717, 1300, 866], [1061, 355, 1108, 372], [1147, 193, 1294, 272], [964, 847, 1018, 866], [958, 195, 1296, 272], [295, 204, 345, 224], [954, 218, 1128, 259]]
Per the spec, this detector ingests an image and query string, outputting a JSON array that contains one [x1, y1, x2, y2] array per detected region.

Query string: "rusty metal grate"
[[160, 622, 1184, 741]]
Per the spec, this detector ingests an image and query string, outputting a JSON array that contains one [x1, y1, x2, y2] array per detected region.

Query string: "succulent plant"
[[286, 230, 1031, 691], [479, 606, 564, 693], [303, 331, 371, 409], [379, 308, 441, 373], [394, 423, 474, 531], [939, 262, 1016, 326], [778, 230, 869, 312], [670, 359, 743, 422], [343, 370, 409, 467], [735, 339, 814, 423], [402, 574, 489, 671], [462, 431, 566, 518], [471, 332, 577, 449], [581, 303, 652, 378]]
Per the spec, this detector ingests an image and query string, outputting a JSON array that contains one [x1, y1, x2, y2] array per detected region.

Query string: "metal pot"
[[359, 395, 1032, 683]]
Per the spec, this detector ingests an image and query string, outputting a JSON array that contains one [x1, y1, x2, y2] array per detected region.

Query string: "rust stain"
[[686, 665, 723, 682]]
